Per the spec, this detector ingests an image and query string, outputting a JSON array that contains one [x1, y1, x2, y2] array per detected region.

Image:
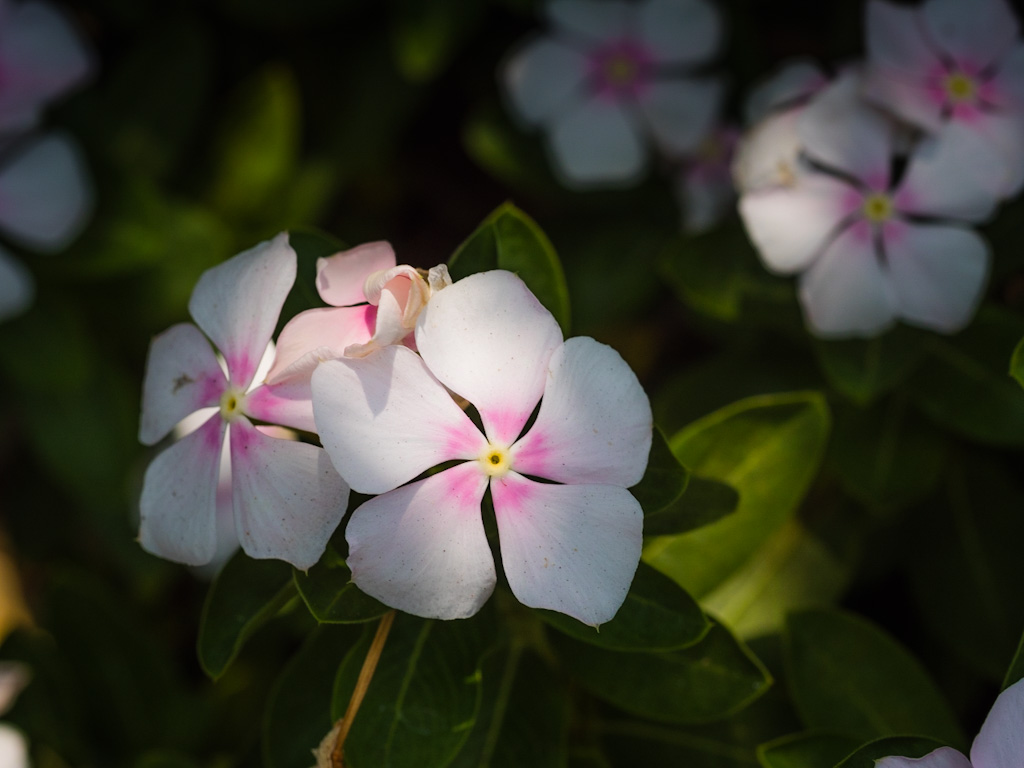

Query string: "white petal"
[[887, 223, 989, 333], [546, 0, 631, 43], [744, 59, 827, 124], [0, 724, 29, 768], [0, 132, 92, 252], [315, 241, 395, 308], [548, 98, 647, 186], [637, 0, 721, 65], [0, 246, 33, 322], [798, 223, 897, 338], [732, 108, 808, 193], [875, 748, 972, 768], [311, 344, 487, 495], [346, 463, 493, 620], [244, 379, 316, 433], [923, 0, 1019, 70], [265, 305, 375, 385], [502, 37, 590, 125], [139, 323, 226, 446], [988, 43, 1024, 108], [189, 232, 295, 390], [738, 173, 854, 274], [512, 337, 652, 487], [492, 473, 642, 626], [967, 110, 1024, 198], [139, 415, 225, 566], [970, 676, 1024, 768], [415, 270, 564, 446], [0, 662, 30, 716], [798, 72, 895, 186], [637, 77, 724, 156], [862, 64, 945, 133], [866, 1, 943, 77], [229, 418, 348, 570]]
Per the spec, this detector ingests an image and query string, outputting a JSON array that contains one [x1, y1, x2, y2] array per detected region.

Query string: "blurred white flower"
[[676, 124, 738, 233], [0, 663, 30, 768], [502, 0, 724, 187]]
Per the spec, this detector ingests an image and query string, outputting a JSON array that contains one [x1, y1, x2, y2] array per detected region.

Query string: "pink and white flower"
[[876, 675, 1024, 768], [0, 663, 29, 768], [864, 0, 1024, 198], [502, 0, 724, 187], [0, 0, 93, 137], [739, 72, 992, 337], [138, 233, 348, 569], [311, 270, 652, 626], [266, 240, 450, 385]]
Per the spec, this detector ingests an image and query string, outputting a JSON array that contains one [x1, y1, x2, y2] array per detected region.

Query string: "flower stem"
[[331, 610, 396, 767]]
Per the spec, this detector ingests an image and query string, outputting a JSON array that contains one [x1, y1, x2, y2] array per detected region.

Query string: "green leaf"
[[1011, 333, 1024, 389], [450, 649, 569, 768], [293, 546, 390, 624], [834, 736, 947, 768], [196, 551, 295, 680], [644, 392, 831, 598], [813, 325, 929, 405], [630, 426, 691, 516], [448, 202, 571, 334], [757, 731, 861, 768], [331, 612, 493, 767], [263, 625, 363, 768], [1003, 629, 1024, 690], [784, 609, 965, 747], [552, 622, 771, 724], [389, 0, 482, 82], [540, 563, 710, 652], [660, 225, 750, 321], [644, 475, 740, 537]]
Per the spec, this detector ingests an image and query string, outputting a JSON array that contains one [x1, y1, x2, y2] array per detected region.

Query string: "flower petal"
[[139, 323, 226, 446], [415, 270, 564, 446], [738, 173, 854, 274], [492, 472, 642, 626], [311, 344, 487, 494], [862, 64, 945, 133], [0, 246, 32, 322], [139, 414, 225, 566], [0, 724, 29, 768], [189, 232, 295, 390], [968, 110, 1024, 198], [229, 418, 348, 570], [887, 223, 989, 333], [923, 0, 1019, 70], [513, 337, 652, 487], [346, 463, 493, 620], [970, 676, 1024, 768], [798, 223, 897, 338], [744, 59, 827, 123], [547, 0, 631, 43], [866, 1, 943, 77], [733, 107, 808, 193], [265, 304, 376, 385], [988, 43, 1024, 108], [244, 379, 316, 433], [637, 0, 721, 65], [315, 241, 395, 307], [548, 97, 647, 186], [0, 132, 92, 252], [503, 37, 590, 125], [637, 77, 724, 156], [875, 748, 972, 768]]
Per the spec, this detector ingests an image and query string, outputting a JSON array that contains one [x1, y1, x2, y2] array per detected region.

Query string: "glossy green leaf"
[[197, 551, 295, 680], [448, 202, 571, 333], [644, 475, 740, 537], [553, 622, 771, 724], [784, 609, 965, 747], [331, 612, 492, 767], [293, 545, 389, 624], [264, 625, 363, 768], [1003, 629, 1024, 690], [660, 225, 750, 321], [540, 562, 710, 652], [813, 326, 929, 405], [631, 426, 690, 516], [644, 392, 831, 598], [834, 737, 947, 768], [1010, 333, 1024, 389], [390, 0, 482, 82], [757, 731, 861, 768]]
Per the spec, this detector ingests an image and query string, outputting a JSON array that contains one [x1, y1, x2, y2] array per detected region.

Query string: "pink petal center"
[[588, 38, 655, 101]]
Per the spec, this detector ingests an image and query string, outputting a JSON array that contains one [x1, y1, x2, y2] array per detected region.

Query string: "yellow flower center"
[[479, 445, 512, 477], [862, 192, 893, 223], [219, 388, 247, 422], [605, 55, 638, 86], [945, 72, 976, 102]]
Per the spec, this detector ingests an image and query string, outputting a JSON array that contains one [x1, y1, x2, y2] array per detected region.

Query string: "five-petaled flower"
[[311, 270, 652, 626], [138, 233, 348, 569], [502, 0, 724, 187]]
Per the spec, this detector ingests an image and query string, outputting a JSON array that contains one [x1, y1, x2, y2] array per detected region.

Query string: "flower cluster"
[[736, 0, 1024, 338], [138, 235, 652, 625]]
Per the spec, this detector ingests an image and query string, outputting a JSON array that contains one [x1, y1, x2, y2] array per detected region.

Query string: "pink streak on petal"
[[587, 38, 656, 102], [950, 102, 983, 124], [848, 219, 874, 244], [841, 187, 866, 216], [244, 380, 316, 433], [882, 219, 910, 249], [227, 351, 255, 389], [443, 461, 489, 513], [861, 170, 890, 193], [491, 472, 535, 510], [481, 406, 535, 446], [510, 429, 552, 476], [442, 424, 487, 459]]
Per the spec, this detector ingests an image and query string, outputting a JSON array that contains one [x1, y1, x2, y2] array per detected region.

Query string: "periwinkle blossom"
[[876, 675, 1024, 768], [0, 663, 29, 768], [864, 0, 1024, 198], [739, 72, 993, 337], [266, 240, 450, 385], [138, 234, 348, 569], [311, 270, 652, 626], [502, 0, 724, 187]]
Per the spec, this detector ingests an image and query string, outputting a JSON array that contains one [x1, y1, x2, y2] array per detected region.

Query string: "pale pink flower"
[[739, 72, 992, 337], [502, 0, 724, 187], [876, 676, 1024, 768], [0, 663, 29, 768], [266, 241, 450, 384], [138, 233, 348, 569], [311, 270, 652, 625], [864, 0, 1024, 197]]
